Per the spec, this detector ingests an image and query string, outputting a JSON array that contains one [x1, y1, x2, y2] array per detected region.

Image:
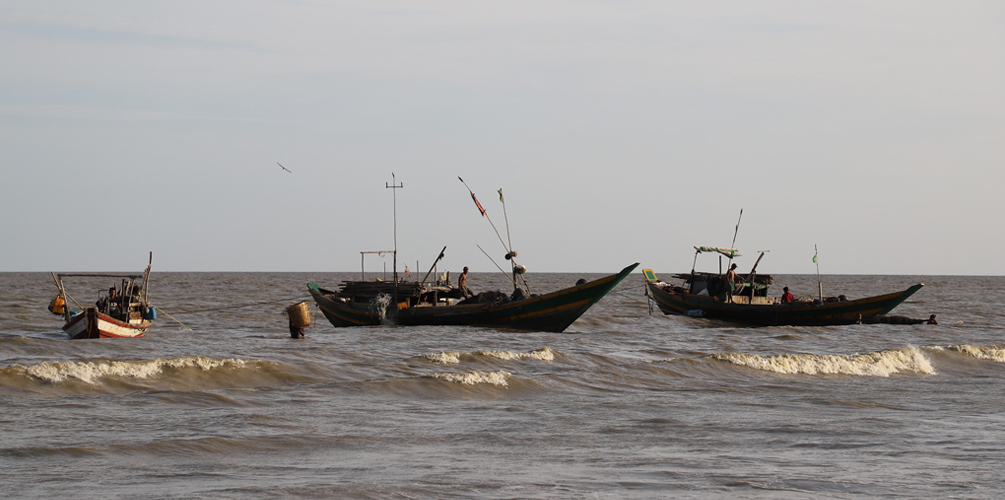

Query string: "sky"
[[2, 1, 1003, 274]]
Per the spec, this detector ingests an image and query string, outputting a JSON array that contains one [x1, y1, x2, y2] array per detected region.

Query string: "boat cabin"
[[670, 246, 774, 304], [53, 272, 155, 326], [315, 278, 464, 309]]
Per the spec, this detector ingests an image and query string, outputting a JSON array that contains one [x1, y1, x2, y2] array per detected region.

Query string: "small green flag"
[[812, 253, 817, 263]]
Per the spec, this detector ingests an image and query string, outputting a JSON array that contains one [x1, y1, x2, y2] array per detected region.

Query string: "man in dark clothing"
[[289, 320, 305, 338], [96, 287, 117, 314]]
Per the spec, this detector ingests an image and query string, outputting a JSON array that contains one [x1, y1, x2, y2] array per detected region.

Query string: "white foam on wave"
[[424, 352, 462, 364], [709, 346, 936, 377], [428, 370, 512, 387], [423, 347, 555, 365], [12, 356, 256, 384], [474, 347, 555, 362], [944, 344, 1005, 362], [370, 293, 394, 325]]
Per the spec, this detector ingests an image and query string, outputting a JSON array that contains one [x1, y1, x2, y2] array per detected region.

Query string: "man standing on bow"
[[458, 266, 473, 298]]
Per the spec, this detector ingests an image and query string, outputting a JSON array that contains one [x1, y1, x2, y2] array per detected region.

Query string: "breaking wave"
[[709, 347, 936, 377], [1, 356, 270, 385], [423, 347, 555, 365], [943, 344, 1005, 362], [427, 370, 512, 387], [424, 352, 462, 364]]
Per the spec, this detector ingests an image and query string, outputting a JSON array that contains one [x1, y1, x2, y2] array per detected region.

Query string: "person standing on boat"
[[781, 287, 794, 304], [96, 286, 117, 314], [458, 267, 473, 298], [726, 264, 742, 293]]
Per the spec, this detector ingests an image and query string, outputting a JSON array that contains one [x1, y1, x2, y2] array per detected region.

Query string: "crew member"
[[96, 287, 117, 314], [458, 266, 473, 298], [725, 263, 742, 293], [289, 320, 305, 338], [926, 314, 938, 325], [781, 287, 794, 304]]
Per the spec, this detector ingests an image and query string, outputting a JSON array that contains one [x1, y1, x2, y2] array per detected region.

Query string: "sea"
[[1, 271, 1003, 499]]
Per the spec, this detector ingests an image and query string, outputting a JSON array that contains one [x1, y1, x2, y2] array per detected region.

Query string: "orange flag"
[[470, 192, 486, 217]]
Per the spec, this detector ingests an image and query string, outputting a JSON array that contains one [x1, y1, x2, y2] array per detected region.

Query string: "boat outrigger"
[[48, 253, 156, 339], [643, 246, 924, 326]]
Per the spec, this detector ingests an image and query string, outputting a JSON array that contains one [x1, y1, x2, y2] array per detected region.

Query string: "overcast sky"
[[2, 1, 1003, 274]]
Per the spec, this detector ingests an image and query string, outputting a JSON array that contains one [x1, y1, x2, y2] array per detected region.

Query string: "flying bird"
[[277, 162, 292, 173]]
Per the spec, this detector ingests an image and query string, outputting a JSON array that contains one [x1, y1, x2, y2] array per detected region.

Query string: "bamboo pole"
[[421, 246, 447, 285]]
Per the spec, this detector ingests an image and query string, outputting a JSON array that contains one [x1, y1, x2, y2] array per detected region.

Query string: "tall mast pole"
[[386, 173, 404, 284], [815, 244, 822, 301], [727, 208, 743, 271]]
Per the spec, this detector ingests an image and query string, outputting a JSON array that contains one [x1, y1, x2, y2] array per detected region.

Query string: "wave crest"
[[427, 370, 511, 387], [946, 344, 1005, 362], [422, 351, 460, 363], [5, 356, 259, 385], [709, 347, 936, 377], [423, 347, 554, 365], [474, 347, 555, 362]]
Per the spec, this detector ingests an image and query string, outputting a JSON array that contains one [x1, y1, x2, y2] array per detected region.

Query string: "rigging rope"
[[150, 295, 312, 315]]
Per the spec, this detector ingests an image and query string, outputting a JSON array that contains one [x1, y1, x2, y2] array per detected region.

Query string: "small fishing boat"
[[309, 262, 638, 332], [643, 246, 924, 326], [49, 254, 156, 339]]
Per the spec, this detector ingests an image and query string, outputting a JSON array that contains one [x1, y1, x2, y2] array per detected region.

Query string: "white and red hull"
[[62, 308, 149, 339]]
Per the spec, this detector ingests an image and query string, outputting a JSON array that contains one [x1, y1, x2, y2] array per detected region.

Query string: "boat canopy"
[[694, 246, 741, 258]]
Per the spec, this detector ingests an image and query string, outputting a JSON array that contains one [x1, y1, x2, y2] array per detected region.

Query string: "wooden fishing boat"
[[643, 246, 924, 326], [310, 175, 637, 332], [49, 254, 156, 339], [309, 263, 638, 332]]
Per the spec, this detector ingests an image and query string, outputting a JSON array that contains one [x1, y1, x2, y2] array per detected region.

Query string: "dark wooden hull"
[[63, 308, 148, 339], [309, 263, 639, 332], [645, 279, 924, 326]]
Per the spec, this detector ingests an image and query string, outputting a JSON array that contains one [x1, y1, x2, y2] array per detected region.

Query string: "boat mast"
[[386, 173, 404, 306], [386, 173, 403, 283], [814, 244, 822, 301], [727, 208, 743, 273], [142, 251, 152, 303]]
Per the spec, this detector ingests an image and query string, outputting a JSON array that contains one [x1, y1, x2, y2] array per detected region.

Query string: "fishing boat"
[[309, 262, 638, 332], [49, 254, 156, 339], [643, 246, 924, 326], [308, 175, 636, 332]]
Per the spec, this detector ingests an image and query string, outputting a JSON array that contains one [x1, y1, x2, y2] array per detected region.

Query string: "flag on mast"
[[470, 192, 486, 217], [498, 188, 504, 202], [813, 245, 818, 263]]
